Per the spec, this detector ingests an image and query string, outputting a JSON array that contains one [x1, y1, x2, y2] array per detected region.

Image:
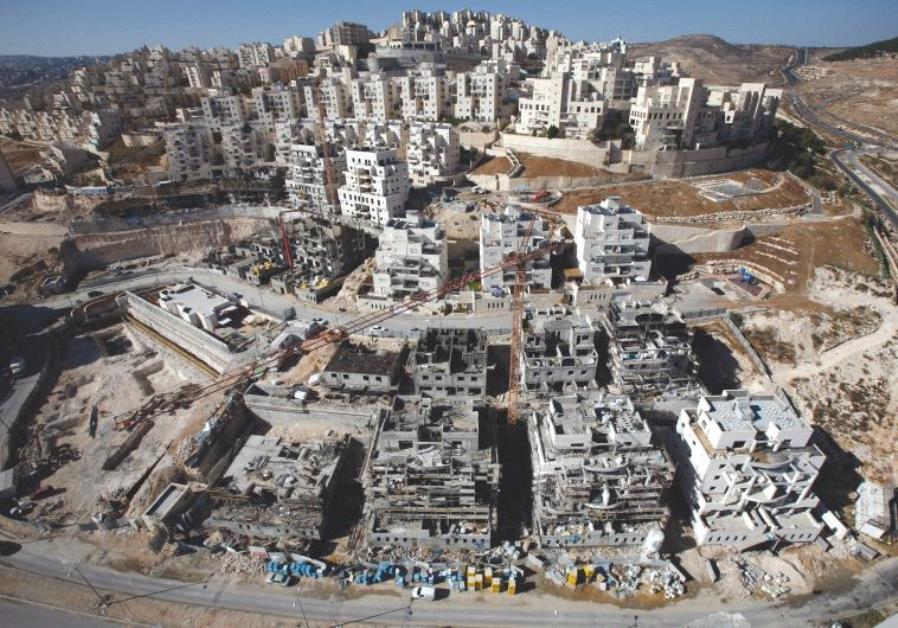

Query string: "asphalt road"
[[0, 595, 125, 627], [2, 539, 898, 626], [832, 149, 898, 228]]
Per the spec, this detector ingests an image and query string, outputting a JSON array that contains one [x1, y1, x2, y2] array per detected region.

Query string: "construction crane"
[[506, 213, 538, 425], [114, 237, 561, 427]]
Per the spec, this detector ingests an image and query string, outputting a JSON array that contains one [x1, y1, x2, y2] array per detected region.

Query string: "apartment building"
[[454, 60, 516, 124], [366, 397, 499, 550], [285, 142, 345, 215], [350, 73, 397, 122], [337, 147, 409, 226], [163, 121, 218, 181], [405, 121, 459, 187], [220, 121, 271, 175], [479, 205, 552, 293], [574, 197, 651, 285], [396, 65, 447, 122], [629, 79, 781, 151], [286, 214, 373, 284], [372, 211, 447, 300], [522, 310, 598, 392], [251, 85, 302, 132], [529, 392, 674, 547], [675, 389, 827, 549], [0, 107, 121, 150], [200, 94, 246, 130], [238, 42, 275, 69], [602, 301, 697, 399], [303, 76, 352, 120], [407, 328, 488, 398]]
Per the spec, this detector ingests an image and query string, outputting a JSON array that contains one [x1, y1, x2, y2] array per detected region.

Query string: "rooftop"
[[698, 389, 805, 433], [324, 341, 402, 376]]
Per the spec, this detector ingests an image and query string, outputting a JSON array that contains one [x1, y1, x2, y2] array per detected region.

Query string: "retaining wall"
[[123, 292, 234, 373]]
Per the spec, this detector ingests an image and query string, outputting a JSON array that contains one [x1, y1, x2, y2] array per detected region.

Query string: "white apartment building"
[[479, 205, 552, 293], [163, 121, 217, 182], [350, 73, 397, 122], [372, 210, 447, 300], [220, 121, 270, 175], [518, 72, 606, 139], [574, 197, 651, 285], [454, 60, 516, 124], [396, 65, 446, 122], [675, 389, 827, 549], [304, 76, 351, 120], [184, 63, 211, 89], [238, 42, 275, 69], [337, 148, 409, 226], [200, 94, 246, 130], [285, 142, 345, 215], [629, 79, 781, 151], [406, 122, 459, 187], [251, 85, 302, 132]]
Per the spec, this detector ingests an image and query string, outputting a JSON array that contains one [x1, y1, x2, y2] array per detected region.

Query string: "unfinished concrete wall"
[[500, 133, 612, 168], [122, 292, 234, 373]]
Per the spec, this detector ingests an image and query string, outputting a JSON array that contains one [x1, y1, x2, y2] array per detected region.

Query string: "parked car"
[[411, 585, 437, 600]]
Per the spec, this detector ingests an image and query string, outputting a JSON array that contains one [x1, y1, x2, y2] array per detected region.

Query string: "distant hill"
[[629, 34, 793, 85], [822, 36, 898, 62]]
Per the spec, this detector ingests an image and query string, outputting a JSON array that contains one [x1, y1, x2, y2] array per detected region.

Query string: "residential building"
[[522, 310, 598, 392], [405, 121, 459, 187], [529, 392, 674, 547], [366, 396, 499, 549], [238, 42, 275, 69], [574, 197, 651, 285], [163, 121, 218, 181], [675, 389, 827, 548], [407, 328, 488, 398], [479, 205, 552, 293], [337, 147, 409, 226], [602, 301, 697, 399], [321, 341, 404, 393], [396, 65, 446, 122], [372, 210, 447, 300], [285, 142, 345, 215], [350, 73, 397, 122], [454, 60, 516, 124]]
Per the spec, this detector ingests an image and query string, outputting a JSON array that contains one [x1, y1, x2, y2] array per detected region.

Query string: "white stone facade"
[[574, 197, 651, 285], [406, 122, 459, 187], [372, 211, 447, 300], [337, 148, 409, 226], [675, 389, 826, 548], [479, 205, 551, 293]]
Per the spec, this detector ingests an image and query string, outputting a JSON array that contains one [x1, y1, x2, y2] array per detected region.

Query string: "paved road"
[[832, 149, 898, 229], [2, 539, 898, 626], [0, 595, 125, 627]]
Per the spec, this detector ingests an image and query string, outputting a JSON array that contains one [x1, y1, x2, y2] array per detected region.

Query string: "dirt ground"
[[19, 324, 211, 525], [694, 213, 882, 295], [630, 35, 792, 85], [471, 155, 512, 175], [795, 54, 898, 139], [516, 153, 606, 178], [738, 267, 898, 486], [552, 170, 807, 218]]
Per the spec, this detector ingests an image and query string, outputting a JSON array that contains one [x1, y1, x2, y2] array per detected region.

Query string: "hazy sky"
[[1, 0, 896, 56]]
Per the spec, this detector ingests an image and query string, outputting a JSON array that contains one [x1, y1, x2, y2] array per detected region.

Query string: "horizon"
[[0, 0, 896, 57]]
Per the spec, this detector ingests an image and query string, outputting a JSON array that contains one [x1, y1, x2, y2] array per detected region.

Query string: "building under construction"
[[528, 392, 674, 548], [274, 214, 375, 302], [407, 327, 489, 398], [601, 301, 698, 399], [365, 396, 499, 550], [207, 433, 356, 540], [521, 310, 599, 393]]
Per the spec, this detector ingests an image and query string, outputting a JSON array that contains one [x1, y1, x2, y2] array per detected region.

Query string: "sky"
[[0, 0, 896, 57]]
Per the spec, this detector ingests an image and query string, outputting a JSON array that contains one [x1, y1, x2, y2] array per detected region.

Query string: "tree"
[[547, 125, 560, 139]]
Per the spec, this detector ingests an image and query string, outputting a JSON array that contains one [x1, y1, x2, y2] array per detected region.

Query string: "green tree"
[[547, 125, 560, 139]]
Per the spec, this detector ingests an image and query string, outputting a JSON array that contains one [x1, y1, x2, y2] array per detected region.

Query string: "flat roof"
[[324, 341, 402, 376]]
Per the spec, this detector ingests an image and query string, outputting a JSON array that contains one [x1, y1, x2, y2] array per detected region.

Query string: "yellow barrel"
[[491, 579, 502, 593], [508, 579, 517, 595]]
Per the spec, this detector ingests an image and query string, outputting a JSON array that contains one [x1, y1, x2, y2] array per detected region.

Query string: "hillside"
[[629, 34, 793, 85], [0, 54, 107, 101], [822, 36, 898, 62]]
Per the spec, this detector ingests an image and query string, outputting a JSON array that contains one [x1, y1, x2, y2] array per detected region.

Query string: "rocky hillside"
[[629, 34, 793, 85]]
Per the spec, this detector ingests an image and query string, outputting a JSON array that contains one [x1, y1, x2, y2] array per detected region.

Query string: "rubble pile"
[[734, 558, 792, 599]]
